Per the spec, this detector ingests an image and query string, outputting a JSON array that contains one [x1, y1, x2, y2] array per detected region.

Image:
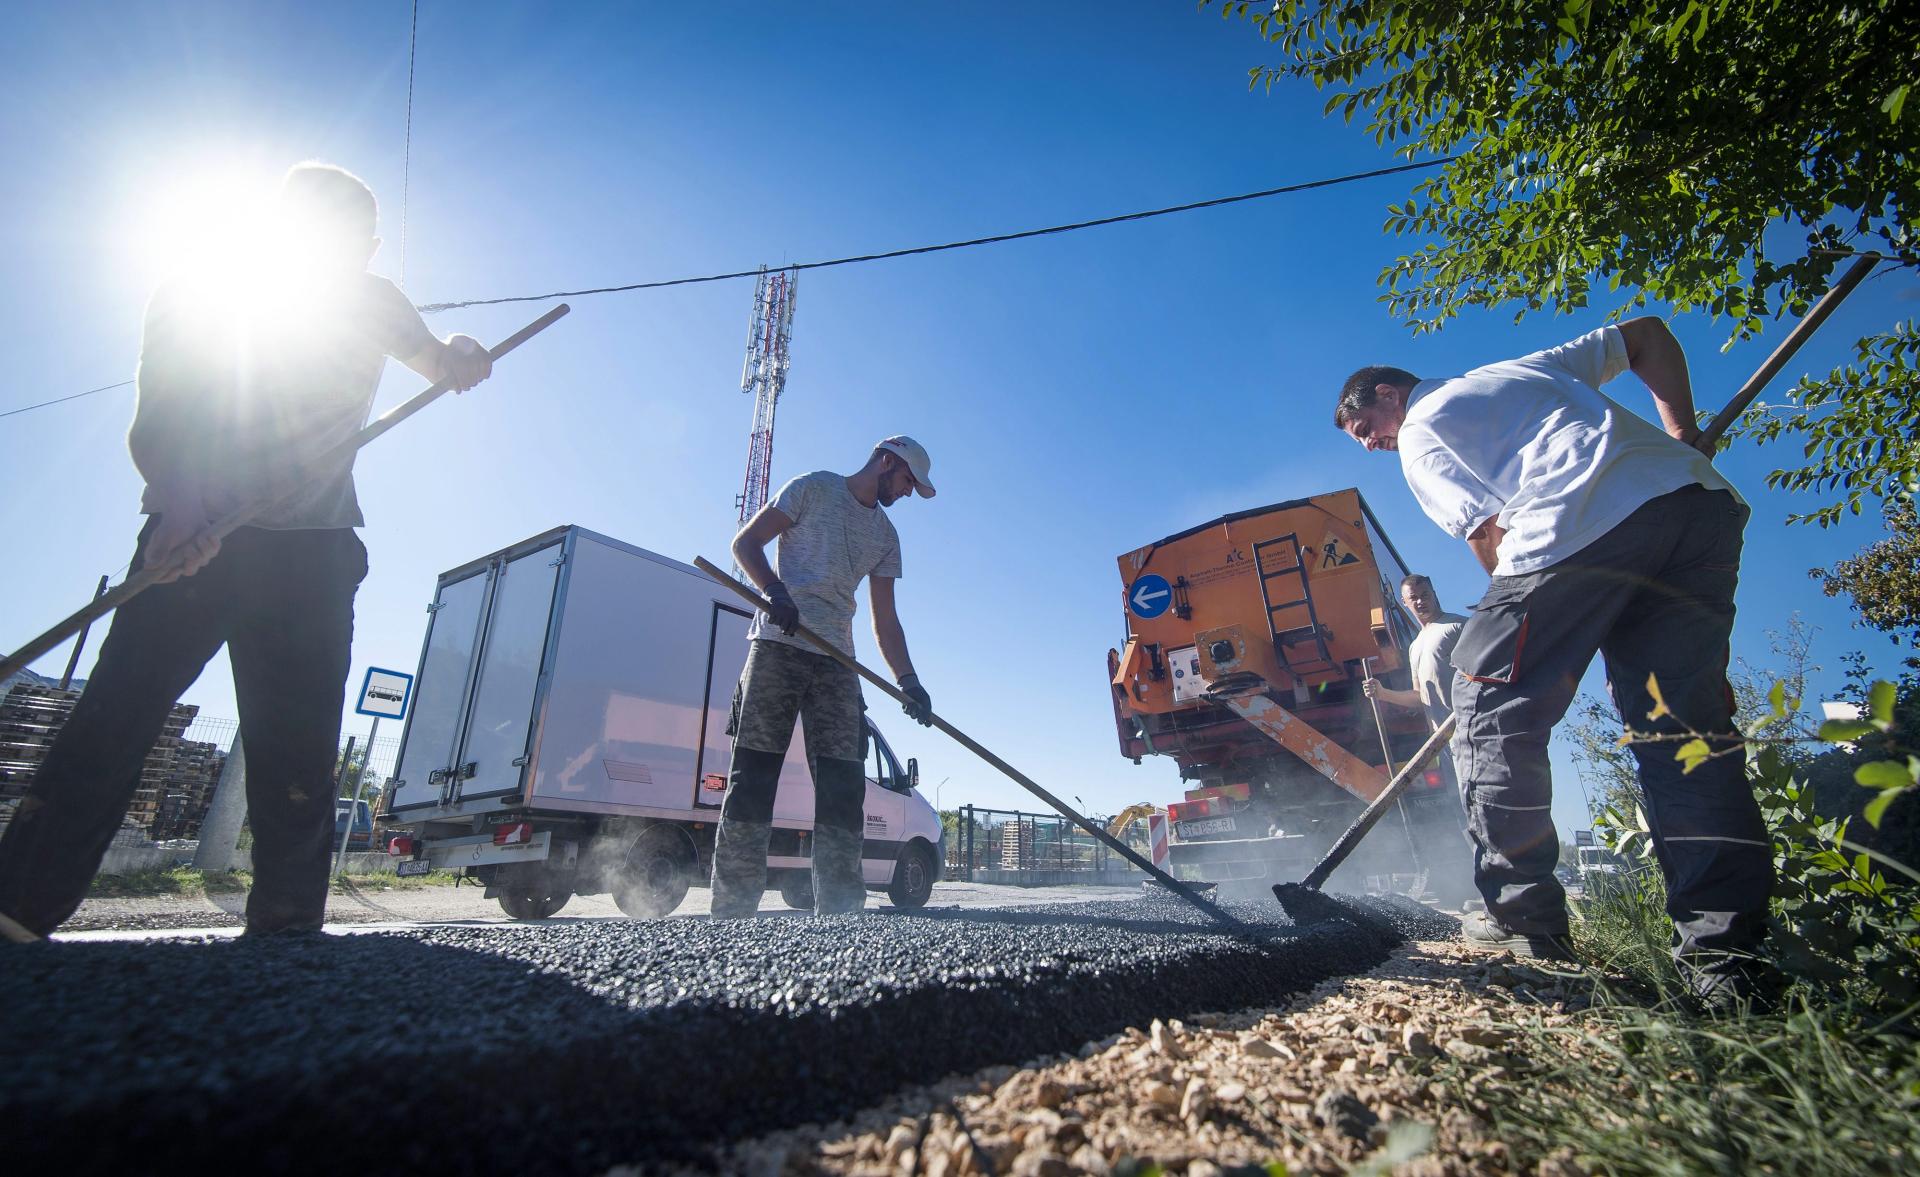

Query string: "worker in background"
[[1364, 573, 1467, 740], [712, 437, 937, 917], [1333, 319, 1773, 1011], [0, 163, 494, 943]]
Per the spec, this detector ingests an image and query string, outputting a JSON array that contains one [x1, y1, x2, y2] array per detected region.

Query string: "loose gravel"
[[0, 893, 1450, 1174], [704, 940, 1596, 1177]]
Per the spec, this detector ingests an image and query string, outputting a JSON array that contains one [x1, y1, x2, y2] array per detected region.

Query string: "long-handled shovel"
[[0, 304, 571, 684], [693, 557, 1247, 933], [1273, 252, 1882, 926]]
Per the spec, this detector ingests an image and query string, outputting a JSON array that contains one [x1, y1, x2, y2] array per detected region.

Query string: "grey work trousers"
[[710, 639, 868, 915], [1449, 485, 1770, 963]]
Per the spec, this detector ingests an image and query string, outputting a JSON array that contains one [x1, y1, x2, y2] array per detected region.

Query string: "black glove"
[[763, 579, 800, 636], [899, 673, 933, 727]]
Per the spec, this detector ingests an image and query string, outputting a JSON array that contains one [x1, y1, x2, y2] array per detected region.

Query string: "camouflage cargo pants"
[[709, 639, 868, 916]]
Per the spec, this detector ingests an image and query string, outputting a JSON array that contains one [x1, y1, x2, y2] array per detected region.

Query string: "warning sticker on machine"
[[1314, 533, 1361, 570]]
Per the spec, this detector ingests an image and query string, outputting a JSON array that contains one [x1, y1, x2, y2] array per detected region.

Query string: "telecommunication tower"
[[734, 267, 799, 536]]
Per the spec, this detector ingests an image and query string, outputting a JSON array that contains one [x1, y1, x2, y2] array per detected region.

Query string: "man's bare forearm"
[[731, 534, 779, 594], [1372, 685, 1423, 709], [873, 616, 916, 682], [1619, 317, 1699, 441]]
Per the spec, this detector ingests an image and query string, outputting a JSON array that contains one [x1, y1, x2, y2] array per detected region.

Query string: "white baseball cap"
[[874, 435, 937, 498]]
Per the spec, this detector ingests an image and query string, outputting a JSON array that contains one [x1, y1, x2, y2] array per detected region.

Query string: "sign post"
[[336, 666, 414, 876]]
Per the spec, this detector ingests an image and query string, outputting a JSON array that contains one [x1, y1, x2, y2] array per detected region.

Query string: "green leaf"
[[1884, 83, 1910, 124], [1819, 719, 1875, 742], [1645, 674, 1672, 721], [1767, 679, 1788, 722], [1675, 738, 1713, 773], [1855, 760, 1914, 790], [1869, 679, 1896, 727]]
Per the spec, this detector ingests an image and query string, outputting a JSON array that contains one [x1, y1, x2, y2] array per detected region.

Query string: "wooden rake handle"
[[0, 304, 571, 682]]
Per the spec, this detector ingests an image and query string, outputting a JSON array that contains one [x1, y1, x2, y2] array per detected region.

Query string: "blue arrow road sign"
[[1128, 574, 1172, 620]]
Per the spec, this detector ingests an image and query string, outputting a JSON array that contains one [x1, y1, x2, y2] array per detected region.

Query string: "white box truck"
[[381, 526, 944, 919]]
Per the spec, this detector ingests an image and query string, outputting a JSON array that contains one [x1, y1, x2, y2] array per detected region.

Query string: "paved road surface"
[[4, 892, 1452, 1173]]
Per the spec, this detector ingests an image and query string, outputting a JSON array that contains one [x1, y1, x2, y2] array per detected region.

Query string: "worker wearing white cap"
[[710, 436, 937, 917]]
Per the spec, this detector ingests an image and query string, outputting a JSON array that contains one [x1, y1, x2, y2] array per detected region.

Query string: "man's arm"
[[731, 505, 794, 595], [1466, 516, 1507, 574], [399, 334, 493, 393], [1617, 316, 1711, 455], [868, 576, 916, 682], [1363, 677, 1423, 710], [871, 576, 933, 725]]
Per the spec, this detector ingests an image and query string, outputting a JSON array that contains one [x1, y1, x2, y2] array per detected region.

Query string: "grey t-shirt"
[[129, 271, 437, 530], [1408, 613, 1467, 728], [748, 471, 903, 658]]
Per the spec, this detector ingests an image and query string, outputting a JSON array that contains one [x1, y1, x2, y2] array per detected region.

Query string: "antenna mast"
[[735, 267, 798, 547]]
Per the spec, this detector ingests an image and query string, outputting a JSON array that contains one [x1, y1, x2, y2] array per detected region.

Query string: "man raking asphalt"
[[693, 557, 1246, 933], [1276, 255, 1881, 988]]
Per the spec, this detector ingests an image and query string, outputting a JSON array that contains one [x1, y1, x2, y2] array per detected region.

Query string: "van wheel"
[[887, 843, 936, 909], [613, 827, 695, 919], [779, 875, 815, 910], [499, 883, 570, 920]]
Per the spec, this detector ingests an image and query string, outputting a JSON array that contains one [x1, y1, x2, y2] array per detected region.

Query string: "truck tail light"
[[388, 835, 416, 856], [1169, 799, 1217, 823], [494, 821, 534, 846]]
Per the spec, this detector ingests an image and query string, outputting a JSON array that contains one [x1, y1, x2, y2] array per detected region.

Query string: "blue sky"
[[3, 2, 1912, 840]]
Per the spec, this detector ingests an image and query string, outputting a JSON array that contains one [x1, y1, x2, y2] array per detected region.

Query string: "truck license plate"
[[396, 859, 432, 878], [1176, 816, 1236, 838]]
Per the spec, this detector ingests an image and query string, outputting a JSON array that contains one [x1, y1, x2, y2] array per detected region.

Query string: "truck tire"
[[779, 875, 815, 910], [612, 827, 696, 919], [887, 842, 936, 909], [498, 883, 570, 920]]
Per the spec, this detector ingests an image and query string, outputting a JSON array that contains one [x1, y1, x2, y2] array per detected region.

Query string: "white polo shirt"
[[1396, 325, 1739, 576]]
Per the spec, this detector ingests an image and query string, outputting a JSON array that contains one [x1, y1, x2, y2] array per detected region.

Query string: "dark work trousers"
[[0, 520, 367, 935], [1449, 485, 1770, 965]]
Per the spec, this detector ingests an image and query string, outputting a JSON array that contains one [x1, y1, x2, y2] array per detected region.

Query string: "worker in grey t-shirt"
[[709, 436, 937, 917], [1365, 573, 1466, 731]]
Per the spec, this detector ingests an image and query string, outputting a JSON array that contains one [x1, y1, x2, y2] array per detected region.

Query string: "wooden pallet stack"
[[0, 683, 201, 836], [151, 739, 226, 841]]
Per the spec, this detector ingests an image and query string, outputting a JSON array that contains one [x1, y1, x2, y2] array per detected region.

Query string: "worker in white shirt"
[[1334, 319, 1773, 1012]]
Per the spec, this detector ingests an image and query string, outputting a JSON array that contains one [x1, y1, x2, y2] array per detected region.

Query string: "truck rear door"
[[389, 536, 566, 812]]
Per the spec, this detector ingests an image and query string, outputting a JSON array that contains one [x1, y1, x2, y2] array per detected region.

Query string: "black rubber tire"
[[612, 828, 696, 919], [887, 843, 935, 909], [779, 875, 815, 911], [498, 884, 570, 920]]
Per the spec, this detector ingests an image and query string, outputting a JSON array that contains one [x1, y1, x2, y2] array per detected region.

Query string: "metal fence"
[[944, 804, 1153, 880]]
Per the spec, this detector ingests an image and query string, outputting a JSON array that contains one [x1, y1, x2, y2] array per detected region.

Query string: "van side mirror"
[[908, 757, 919, 791]]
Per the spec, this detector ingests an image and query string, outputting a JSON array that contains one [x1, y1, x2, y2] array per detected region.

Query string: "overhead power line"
[[0, 381, 134, 421], [414, 156, 1457, 313], [399, 0, 420, 288], [3, 157, 1456, 417]]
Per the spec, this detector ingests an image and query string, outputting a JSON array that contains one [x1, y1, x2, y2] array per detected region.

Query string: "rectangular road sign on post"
[[355, 666, 414, 720]]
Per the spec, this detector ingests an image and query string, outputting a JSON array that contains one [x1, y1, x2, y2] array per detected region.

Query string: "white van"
[[381, 526, 944, 919]]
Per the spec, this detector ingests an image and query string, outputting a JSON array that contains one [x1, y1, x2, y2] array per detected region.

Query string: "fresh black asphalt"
[[1, 893, 1455, 1173]]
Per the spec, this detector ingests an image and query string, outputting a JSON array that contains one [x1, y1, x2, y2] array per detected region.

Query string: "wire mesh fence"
[[943, 804, 1154, 880]]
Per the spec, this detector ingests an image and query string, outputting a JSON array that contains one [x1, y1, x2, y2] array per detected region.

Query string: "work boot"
[[1682, 953, 1784, 1016], [709, 819, 772, 918], [1459, 910, 1577, 962], [811, 826, 866, 916]]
